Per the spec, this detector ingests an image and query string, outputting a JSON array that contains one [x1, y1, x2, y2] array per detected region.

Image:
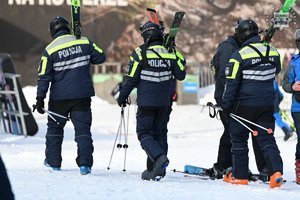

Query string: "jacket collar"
[[241, 35, 261, 47]]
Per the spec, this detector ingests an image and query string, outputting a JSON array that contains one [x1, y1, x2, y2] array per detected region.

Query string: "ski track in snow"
[[0, 86, 300, 200]]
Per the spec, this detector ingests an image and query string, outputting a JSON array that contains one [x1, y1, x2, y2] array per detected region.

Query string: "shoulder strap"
[[149, 48, 171, 69], [140, 44, 149, 69], [247, 44, 270, 63]]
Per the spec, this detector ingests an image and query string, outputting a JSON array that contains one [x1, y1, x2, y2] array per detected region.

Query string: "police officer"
[[282, 28, 300, 184], [209, 23, 267, 180], [209, 31, 240, 178], [117, 21, 186, 180], [0, 155, 14, 200], [222, 19, 283, 188], [34, 16, 106, 175]]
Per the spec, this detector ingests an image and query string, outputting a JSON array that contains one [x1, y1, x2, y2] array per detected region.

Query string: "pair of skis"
[[262, 0, 296, 44], [71, 0, 81, 39], [172, 165, 269, 183], [0, 67, 21, 134], [146, 8, 185, 52]]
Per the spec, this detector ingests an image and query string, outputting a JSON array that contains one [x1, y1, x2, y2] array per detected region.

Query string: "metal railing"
[[0, 73, 28, 136]]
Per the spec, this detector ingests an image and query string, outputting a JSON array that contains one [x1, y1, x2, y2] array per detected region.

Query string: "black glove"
[[117, 97, 127, 107], [117, 96, 131, 108], [221, 107, 232, 123], [34, 97, 45, 114]]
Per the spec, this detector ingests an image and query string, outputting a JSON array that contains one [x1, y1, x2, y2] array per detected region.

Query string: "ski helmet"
[[49, 16, 70, 39], [139, 21, 164, 43], [235, 19, 259, 43], [294, 29, 300, 51]]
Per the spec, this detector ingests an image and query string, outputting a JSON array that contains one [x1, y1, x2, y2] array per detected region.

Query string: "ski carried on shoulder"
[[146, 8, 160, 25], [262, 0, 296, 44], [71, 0, 81, 39], [146, 8, 185, 52], [164, 11, 185, 52]]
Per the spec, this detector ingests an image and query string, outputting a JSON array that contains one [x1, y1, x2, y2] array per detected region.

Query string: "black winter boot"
[[282, 127, 293, 141]]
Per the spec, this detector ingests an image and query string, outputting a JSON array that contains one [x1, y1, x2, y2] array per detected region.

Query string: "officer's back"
[[37, 17, 105, 100], [118, 21, 185, 107], [223, 20, 281, 107]]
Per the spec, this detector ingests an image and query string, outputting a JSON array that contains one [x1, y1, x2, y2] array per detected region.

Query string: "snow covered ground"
[[0, 85, 300, 200]]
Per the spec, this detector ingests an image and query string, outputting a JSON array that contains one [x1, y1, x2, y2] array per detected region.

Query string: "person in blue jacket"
[[273, 81, 293, 141], [34, 16, 106, 175], [221, 19, 283, 188], [282, 28, 300, 184], [117, 21, 186, 181]]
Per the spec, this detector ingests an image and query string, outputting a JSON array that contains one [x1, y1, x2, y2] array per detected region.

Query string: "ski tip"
[[176, 11, 186, 17], [147, 8, 156, 12]]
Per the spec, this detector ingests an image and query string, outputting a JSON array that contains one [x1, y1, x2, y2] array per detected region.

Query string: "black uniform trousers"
[[45, 98, 94, 168], [146, 102, 172, 170], [230, 105, 283, 179], [136, 106, 169, 166], [214, 99, 266, 172], [0, 156, 14, 200]]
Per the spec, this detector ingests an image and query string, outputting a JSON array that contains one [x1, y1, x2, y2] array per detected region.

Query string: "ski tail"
[[71, 0, 81, 39], [146, 8, 160, 25], [184, 165, 209, 175], [164, 11, 185, 52]]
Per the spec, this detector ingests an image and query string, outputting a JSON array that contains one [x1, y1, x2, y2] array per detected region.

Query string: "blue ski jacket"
[[222, 36, 281, 109], [118, 41, 186, 107], [282, 54, 300, 112], [37, 33, 106, 100]]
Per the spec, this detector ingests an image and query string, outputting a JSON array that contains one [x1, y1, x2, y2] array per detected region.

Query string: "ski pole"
[[122, 104, 130, 172], [206, 102, 221, 119], [230, 114, 258, 136], [45, 109, 69, 121], [230, 113, 273, 134], [42, 108, 60, 125], [107, 105, 125, 170], [107, 104, 130, 171]]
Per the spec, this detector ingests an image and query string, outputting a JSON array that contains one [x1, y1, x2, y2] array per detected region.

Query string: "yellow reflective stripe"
[[146, 53, 176, 59], [227, 59, 240, 79], [176, 51, 184, 61], [47, 40, 90, 55], [241, 51, 279, 59], [239, 43, 262, 53], [93, 43, 103, 53], [130, 56, 134, 61], [129, 61, 139, 77], [148, 45, 164, 49], [39, 56, 48, 75], [177, 59, 184, 71], [134, 48, 142, 60]]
